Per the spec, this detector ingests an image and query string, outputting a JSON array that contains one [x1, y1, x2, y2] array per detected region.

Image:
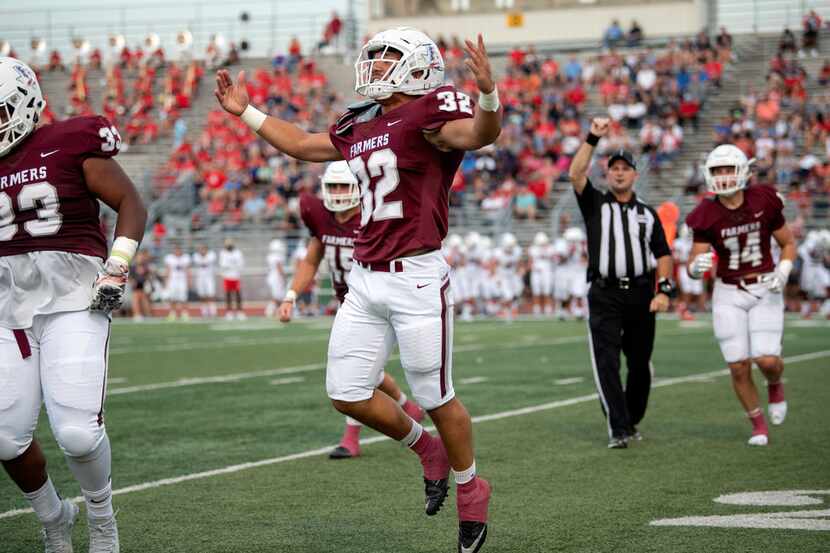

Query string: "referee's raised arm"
[[569, 117, 610, 194]]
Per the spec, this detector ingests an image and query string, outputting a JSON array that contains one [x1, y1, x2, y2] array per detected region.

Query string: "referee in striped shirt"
[[569, 117, 675, 449]]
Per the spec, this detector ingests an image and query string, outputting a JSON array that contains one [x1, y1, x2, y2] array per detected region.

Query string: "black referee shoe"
[[608, 436, 628, 449]]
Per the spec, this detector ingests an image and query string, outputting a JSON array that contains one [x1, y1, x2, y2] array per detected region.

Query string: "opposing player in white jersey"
[[192, 244, 218, 318], [798, 230, 829, 318], [0, 57, 146, 552], [216, 27, 500, 550], [280, 161, 425, 459], [219, 238, 246, 320], [164, 244, 191, 321], [561, 227, 589, 319], [495, 233, 522, 320], [674, 224, 706, 319], [528, 232, 556, 316], [686, 144, 797, 446], [462, 231, 483, 319], [264, 239, 287, 319]]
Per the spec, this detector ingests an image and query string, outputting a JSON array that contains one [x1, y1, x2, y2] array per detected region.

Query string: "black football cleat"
[[458, 521, 488, 553], [328, 445, 357, 459], [607, 436, 628, 449], [424, 477, 449, 515]]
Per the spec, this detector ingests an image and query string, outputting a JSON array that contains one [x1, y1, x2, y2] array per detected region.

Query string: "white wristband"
[[240, 104, 267, 132], [283, 290, 297, 303], [109, 236, 139, 266], [478, 88, 500, 112], [776, 259, 793, 281]]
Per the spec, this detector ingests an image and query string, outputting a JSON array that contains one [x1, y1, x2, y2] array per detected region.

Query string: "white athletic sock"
[[396, 392, 408, 406], [23, 477, 63, 524], [344, 416, 363, 427], [83, 481, 114, 521], [453, 461, 477, 485], [64, 434, 113, 520], [401, 420, 423, 448]]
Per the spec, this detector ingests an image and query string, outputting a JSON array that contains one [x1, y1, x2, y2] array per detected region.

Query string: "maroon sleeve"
[[758, 185, 786, 231], [299, 192, 322, 239], [64, 115, 122, 162], [685, 203, 712, 244], [420, 85, 475, 132]]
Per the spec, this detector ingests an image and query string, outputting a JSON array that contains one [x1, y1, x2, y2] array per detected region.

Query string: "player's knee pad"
[[54, 424, 104, 458], [0, 432, 31, 461], [750, 333, 782, 359]]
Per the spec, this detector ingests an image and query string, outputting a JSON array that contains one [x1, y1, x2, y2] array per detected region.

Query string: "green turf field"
[[1, 316, 828, 552]]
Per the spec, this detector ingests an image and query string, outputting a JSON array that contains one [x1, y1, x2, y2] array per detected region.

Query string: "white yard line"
[[270, 377, 306, 386], [459, 377, 489, 385], [554, 377, 585, 385], [3, 348, 827, 521]]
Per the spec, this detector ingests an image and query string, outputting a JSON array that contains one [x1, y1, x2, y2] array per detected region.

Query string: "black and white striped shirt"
[[575, 178, 671, 281]]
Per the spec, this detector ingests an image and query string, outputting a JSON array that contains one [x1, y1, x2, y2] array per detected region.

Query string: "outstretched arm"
[[215, 70, 342, 162], [427, 35, 502, 151], [569, 117, 609, 195], [279, 238, 325, 322]]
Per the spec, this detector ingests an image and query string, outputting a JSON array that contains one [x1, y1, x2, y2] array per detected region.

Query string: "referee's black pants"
[[587, 280, 656, 439]]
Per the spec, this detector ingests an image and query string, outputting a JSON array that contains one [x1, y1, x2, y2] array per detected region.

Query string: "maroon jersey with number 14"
[[0, 115, 121, 260], [685, 185, 785, 281], [329, 85, 474, 264], [300, 192, 360, 304]]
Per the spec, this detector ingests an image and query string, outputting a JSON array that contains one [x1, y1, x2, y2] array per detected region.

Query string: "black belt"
[[593, 274, 653, 290]]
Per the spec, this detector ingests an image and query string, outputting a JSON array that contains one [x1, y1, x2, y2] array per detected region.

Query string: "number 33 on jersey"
[[0, 115, 120, 260], [329, 85, 474, 265]]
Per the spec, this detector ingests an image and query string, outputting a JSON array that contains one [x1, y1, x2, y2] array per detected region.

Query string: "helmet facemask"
[[705, 164, 751, 195], [322, 180, 360, 212], [0, 90, 34, 157]]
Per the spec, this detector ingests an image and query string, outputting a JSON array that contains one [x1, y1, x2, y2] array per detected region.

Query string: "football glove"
[[762, 259, 793, 294], [90, 257, 129, 313], [688, 252, 713, 279]]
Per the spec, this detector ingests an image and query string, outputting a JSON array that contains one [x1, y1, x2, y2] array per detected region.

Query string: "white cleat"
[[748, 433, 769, 446], [768, 401, 787, 425], [42, 499, 79, 553], [88, 514, 119, 553]]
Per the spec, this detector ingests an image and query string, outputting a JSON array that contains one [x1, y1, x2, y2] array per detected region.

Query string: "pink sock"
[[748, 409, 768, 436], [340, 424, 361, 448], [409, 431, 434, 457], [768, 381, 785, 404], [457, 477, 490, 523]]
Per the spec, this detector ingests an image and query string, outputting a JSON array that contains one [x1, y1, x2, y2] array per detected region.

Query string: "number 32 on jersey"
[[348, 149, 401, 227]]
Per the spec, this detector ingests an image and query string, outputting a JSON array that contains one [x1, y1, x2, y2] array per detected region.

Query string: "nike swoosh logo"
[[387, 119, 402, 127], [460, 526, 487, 553], [416, 283, 431, 289], [754, 211, 763, 218], [40, 149, 60, 158]]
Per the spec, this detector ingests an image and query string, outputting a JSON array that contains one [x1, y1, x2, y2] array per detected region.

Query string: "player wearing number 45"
[[685, 144, 797, 447], [0, 57, 147, 552], [279, 160, 427, 460], [216, 27, 500, 551]]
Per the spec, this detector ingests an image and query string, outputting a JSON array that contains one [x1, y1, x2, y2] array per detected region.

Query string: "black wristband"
[[657, 278, 676, 298], [586, 133, 600, 146]]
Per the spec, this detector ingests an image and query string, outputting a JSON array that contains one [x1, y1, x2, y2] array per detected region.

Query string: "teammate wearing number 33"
[[216, 26, 500, 551], [0, 57, 146, 551], [685, 144, 796, 447]]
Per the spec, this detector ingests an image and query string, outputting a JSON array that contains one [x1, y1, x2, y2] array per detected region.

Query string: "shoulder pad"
[[334, 100, 382, 135]]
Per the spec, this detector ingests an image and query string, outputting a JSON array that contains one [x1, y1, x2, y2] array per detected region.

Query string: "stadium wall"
[[367, 0, 706, 48]]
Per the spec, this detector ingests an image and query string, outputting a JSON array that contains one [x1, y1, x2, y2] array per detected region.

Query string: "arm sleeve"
[[650, 212, 672, 259], [575, 178, 603, 220], [420, 85, 475, 132], [299, 193, 321, 239]]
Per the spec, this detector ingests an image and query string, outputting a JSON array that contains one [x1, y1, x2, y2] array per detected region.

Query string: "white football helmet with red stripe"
[[704, 144, 753, 196], [0, 57, 45, 157]]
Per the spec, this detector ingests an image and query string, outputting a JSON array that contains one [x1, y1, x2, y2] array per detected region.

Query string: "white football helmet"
[[464, 231, 481, 249], [355, 27, 445, 100], [564, 227, 585, 242], [479, 236, 493, 251], [269, 239, 286, 253], [704, 144, 754, 196], [501, 232, 517, 249], [321, 160, 360, 213], [533, 232, 550, 246], [447, 233, 463, 249], [0, 57, 45, 158]]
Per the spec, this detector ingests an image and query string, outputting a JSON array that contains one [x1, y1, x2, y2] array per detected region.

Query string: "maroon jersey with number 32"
[[685, 185, 785, 280], [329, 85, 473, 264], [0, 115, 121, 260], [300, 192, 360, 303]]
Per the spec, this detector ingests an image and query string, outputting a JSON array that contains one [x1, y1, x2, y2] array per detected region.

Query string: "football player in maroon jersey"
[[0, 57, 146, 551], [216, 27, 500, 551], [279, 160, 426, 460], [685, 144, 797, 446]]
